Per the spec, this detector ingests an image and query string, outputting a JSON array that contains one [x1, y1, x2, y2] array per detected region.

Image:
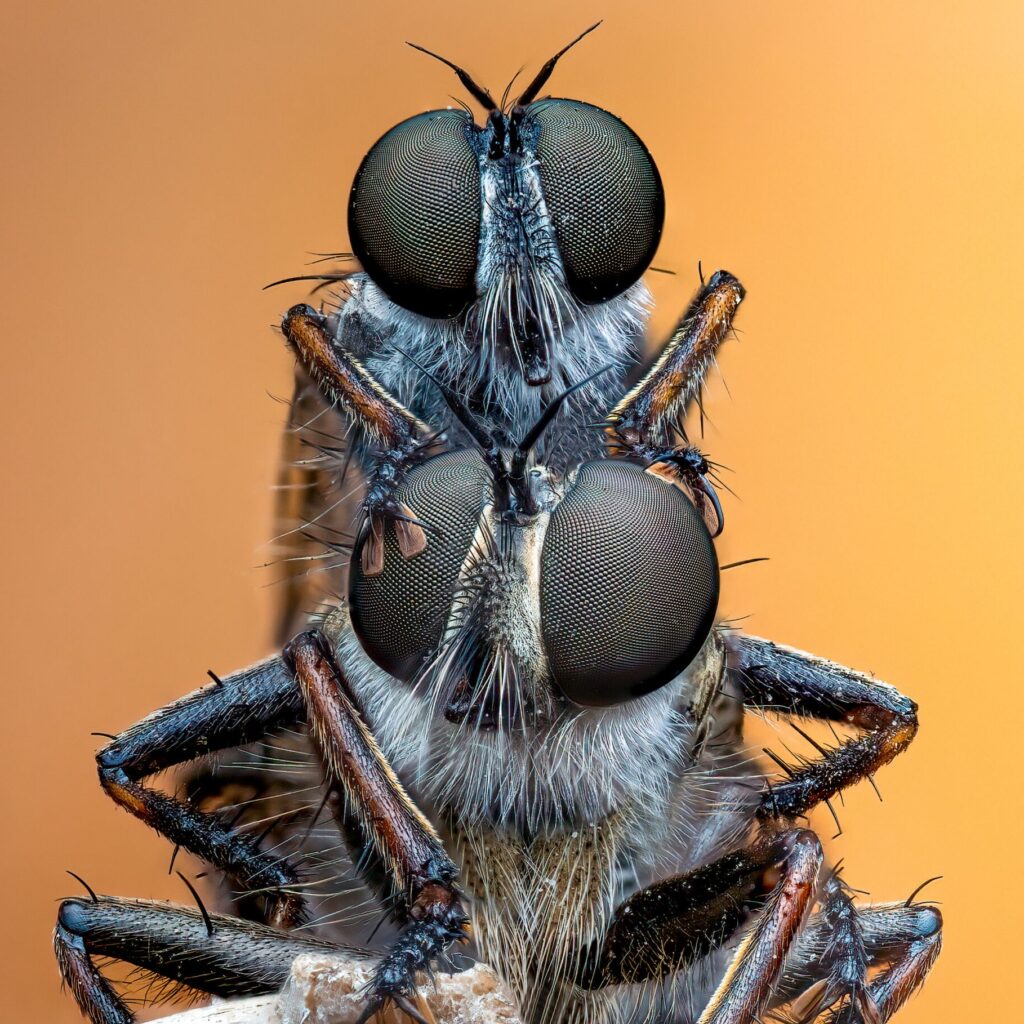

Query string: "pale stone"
[[157, 955, 521, 1024], [154, 996, 278, 1023]]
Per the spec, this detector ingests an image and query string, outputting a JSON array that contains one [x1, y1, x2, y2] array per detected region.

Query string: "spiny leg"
[[775, 896, 943, 1024], [604, 269, 745, 534], [54, 891, 354, 1024], [608, 269, 746, 442], [281, 304, 442, 574], [284, 629, 468, 1024], [97, 657, 309, 928], [836, 911, 942, 1024], [87, 627, 465, 1022], [727, 635, 919, 821], [587, 827, 823, 1024], [770, 868, 878, 1024], [804, 870, 876, 1022]]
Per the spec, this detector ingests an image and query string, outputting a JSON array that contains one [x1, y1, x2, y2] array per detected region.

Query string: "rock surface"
[[158, 956, 521, 1024], [156, 997, 277, 1023]]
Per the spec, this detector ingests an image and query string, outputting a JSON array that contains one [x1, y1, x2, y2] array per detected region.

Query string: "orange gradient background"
[[2, 2, 1020, 1020]]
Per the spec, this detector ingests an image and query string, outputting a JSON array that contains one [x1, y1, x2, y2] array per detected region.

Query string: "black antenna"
[[397, 354, 613, 518], [396, 347, 529, 513], [516, 364, 614, 458], [515, 22, 602, 107], [508, 365, 615, 509], [407, 42, 498, 112]]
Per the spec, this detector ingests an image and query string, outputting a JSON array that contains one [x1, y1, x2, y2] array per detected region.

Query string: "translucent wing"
[[271, 363, 364, 643]]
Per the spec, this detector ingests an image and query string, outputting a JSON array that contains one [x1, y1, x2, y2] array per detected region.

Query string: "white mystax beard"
[[332, 274, 652, 463], [325, 606, 718, 836]]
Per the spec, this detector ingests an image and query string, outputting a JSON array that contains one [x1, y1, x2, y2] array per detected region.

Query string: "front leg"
[[605, 270, 745, 535], [284, 630, 468, 1024], [281, 304, 442, 575], [96, 657, 309, 928], [605, 268, 745, 448], [727, 634, 919, 821], [775, 893, 943, 1024]]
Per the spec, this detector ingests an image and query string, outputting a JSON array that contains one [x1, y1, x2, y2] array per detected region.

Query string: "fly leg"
[[281, 304, 443, 575], [773, 891, 943, 1023], [96, 657, 309, 928], [284, 629, 468, 1024], [607, 268, 746, 441], [836, 903, 942, 1024], [604, 269, 745, 535], [82, 626, 467, 1022], [585, 827, 824, 1024], [726, 634, 920, 822], [54, 890, 355, 1024]]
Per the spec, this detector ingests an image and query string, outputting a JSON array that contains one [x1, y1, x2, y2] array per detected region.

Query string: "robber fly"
[[55, 25, 941, 1024], [270, 23, 664, 636]]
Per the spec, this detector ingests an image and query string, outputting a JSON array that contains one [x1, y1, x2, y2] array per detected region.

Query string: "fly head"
[[346, 24, 664, 394], [348, 447, 719, 728]]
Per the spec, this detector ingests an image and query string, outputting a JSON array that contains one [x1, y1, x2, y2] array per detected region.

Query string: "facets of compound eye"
[[348, 110, 482, 319], [348, 450, 493, 682], [539, 461, 718, 706], [527, 99, 664, 304]]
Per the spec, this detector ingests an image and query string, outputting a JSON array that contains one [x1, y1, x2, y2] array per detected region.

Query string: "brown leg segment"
[[591, 828, 822, 1024], [727, 635, 919, 821], [604, 270, 745, 535], [695, 830, 822, 1024], [605, 269, 745, 446], [284, 630, 468, 1024], [281, 305, 431, 448], [79, 629, 465, 1023], [281, 305, 441, 574]]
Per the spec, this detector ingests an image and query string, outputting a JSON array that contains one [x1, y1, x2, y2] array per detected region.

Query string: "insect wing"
[[271, 363, 363, 642]]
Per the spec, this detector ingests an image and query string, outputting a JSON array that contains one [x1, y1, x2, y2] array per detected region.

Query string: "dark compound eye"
[[348, 110, 482, 319], [349, 450, 491, 682], [529, 99, 664, 304], [540, 461, 718, 707]]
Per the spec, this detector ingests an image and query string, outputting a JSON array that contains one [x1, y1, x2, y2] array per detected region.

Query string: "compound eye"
[[348, 110, 481, 319], [529, 99, 664, 304], [540, 461, 718, 706], [349, 450, 491, 682]]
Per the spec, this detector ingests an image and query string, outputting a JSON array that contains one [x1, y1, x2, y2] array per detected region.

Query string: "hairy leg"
[[727, 634, 919, 821], [54, 892, 354, 1024], [776, 895, 943, 1024], [90, 627, 467, 1022], [588, 827, 824, 1024], [281, 304, 442, 574], [285, 630, 468, 1024], [606, 269, 746, 446], [604, 270, 745, 534], [97, 657, 308, 927]]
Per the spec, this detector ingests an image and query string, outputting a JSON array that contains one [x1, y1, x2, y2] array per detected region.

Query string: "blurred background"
[[2, 1, 1020, 1020]]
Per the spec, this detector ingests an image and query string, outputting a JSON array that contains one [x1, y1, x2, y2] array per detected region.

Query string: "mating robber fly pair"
[[55, 24, 941, 1024]]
